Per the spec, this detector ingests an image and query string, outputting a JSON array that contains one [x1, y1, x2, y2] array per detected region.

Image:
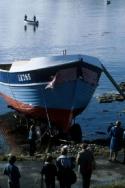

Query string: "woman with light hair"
[[109, 120, 123, 162]]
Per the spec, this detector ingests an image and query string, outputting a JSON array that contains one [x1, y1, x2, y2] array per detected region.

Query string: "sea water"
[[0, 0, 125, 140]]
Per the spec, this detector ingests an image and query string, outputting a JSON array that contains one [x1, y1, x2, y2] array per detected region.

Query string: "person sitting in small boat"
[[24, 14, 27, 21]]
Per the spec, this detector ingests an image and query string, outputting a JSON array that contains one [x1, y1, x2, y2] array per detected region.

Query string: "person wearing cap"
[[56, 146, 75, 188], [76, 143, 95, 188], [4, 155, 21, 188], [41, 154, 57, 188], [109, 120, 123, 162]]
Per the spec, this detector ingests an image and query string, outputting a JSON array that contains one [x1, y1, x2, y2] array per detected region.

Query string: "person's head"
[[110, 123, 114, 126], [46, 154, 53, 163], [30, 124, 35, 131], [61, 145, 68, 155], [115, 120, 121, 127], [8, 155, 16, 164], [82, 142, 88, 150]]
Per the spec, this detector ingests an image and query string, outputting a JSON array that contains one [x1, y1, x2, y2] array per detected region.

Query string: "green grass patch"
[[93, 181, 125, 188]]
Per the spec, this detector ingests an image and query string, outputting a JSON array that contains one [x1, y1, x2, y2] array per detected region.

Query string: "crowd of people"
[[3, 143, 95, 188], [3, 120, 125, 188], [4, 155, 21, 188]]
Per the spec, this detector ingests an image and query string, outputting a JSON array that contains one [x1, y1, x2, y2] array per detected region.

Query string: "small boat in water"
[[24, 15, 39, 26], [24, 19, 39, 26], [0, 54, 102, 133]]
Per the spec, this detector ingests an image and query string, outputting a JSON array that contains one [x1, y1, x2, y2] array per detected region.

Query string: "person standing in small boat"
[[24, 14, 27, 21], [33, 15, 36, 21]]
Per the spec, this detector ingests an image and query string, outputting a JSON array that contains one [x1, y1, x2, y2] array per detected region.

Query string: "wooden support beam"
[[101, 64, 125, 98]]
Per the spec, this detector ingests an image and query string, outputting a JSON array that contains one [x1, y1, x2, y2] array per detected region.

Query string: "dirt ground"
[[0, 155, 125, 188]]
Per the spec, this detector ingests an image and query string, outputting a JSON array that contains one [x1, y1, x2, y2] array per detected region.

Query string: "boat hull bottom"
[[1, 94, 85, 132]]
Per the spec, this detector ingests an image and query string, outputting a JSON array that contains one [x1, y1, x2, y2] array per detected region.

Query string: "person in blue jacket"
[[109, 120, 123, 162], [56, 146, 75, 188], [4, 155, 21, 188]]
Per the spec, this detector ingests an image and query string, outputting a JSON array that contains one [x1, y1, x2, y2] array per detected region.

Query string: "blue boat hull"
[[0, 54, 102, 131]]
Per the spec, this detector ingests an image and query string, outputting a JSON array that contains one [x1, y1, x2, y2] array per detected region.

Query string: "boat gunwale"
[[0, 60, 102, 74]]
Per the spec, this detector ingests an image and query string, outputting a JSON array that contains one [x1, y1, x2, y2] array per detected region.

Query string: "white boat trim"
[[9, 55, 102, 72], [0, 82, 48, 87]]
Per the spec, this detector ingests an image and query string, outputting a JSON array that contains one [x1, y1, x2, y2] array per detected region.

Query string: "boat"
[[24, 15, 39, 26], [24, 19, 39, 26], [0, 54, 102, 133]]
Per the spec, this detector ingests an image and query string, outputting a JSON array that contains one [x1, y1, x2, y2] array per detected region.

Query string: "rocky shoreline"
[[0, 113, 107, 155], [0, 112, 108, 158], [1, 113, 125, 188]]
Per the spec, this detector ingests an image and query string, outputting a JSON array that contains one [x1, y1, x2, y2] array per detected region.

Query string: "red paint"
[[1, 94, 84, 132]]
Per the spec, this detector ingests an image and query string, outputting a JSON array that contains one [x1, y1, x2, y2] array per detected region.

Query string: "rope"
[[69, 71, 79, 127], [40, 84, 52, 134], [36, 127, 50, 143]]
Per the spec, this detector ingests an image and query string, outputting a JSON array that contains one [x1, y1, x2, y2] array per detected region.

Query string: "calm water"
[[0, 0, 125, 140]]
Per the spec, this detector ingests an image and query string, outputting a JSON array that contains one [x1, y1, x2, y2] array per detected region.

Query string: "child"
[[41, 154, 57, 188]]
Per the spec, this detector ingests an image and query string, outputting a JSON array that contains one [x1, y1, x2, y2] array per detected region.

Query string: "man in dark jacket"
[[41, 154, 57, 188], [76, 143, 95, 188]]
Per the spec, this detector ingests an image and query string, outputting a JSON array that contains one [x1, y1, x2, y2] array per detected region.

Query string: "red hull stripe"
[[0, 93, 84, 132]]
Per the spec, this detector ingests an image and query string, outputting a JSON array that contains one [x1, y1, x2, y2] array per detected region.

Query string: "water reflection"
[[24, 24, 39, 32], [24, 25, 27, 31]]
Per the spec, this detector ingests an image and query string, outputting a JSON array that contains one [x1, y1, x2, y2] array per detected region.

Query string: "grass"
[[94, 185, 125, 188], [93, 181, 125, 188], [0, 155, 8, 161]]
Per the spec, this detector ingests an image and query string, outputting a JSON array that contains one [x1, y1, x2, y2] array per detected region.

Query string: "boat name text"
[[18, 73, 31, 82]]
